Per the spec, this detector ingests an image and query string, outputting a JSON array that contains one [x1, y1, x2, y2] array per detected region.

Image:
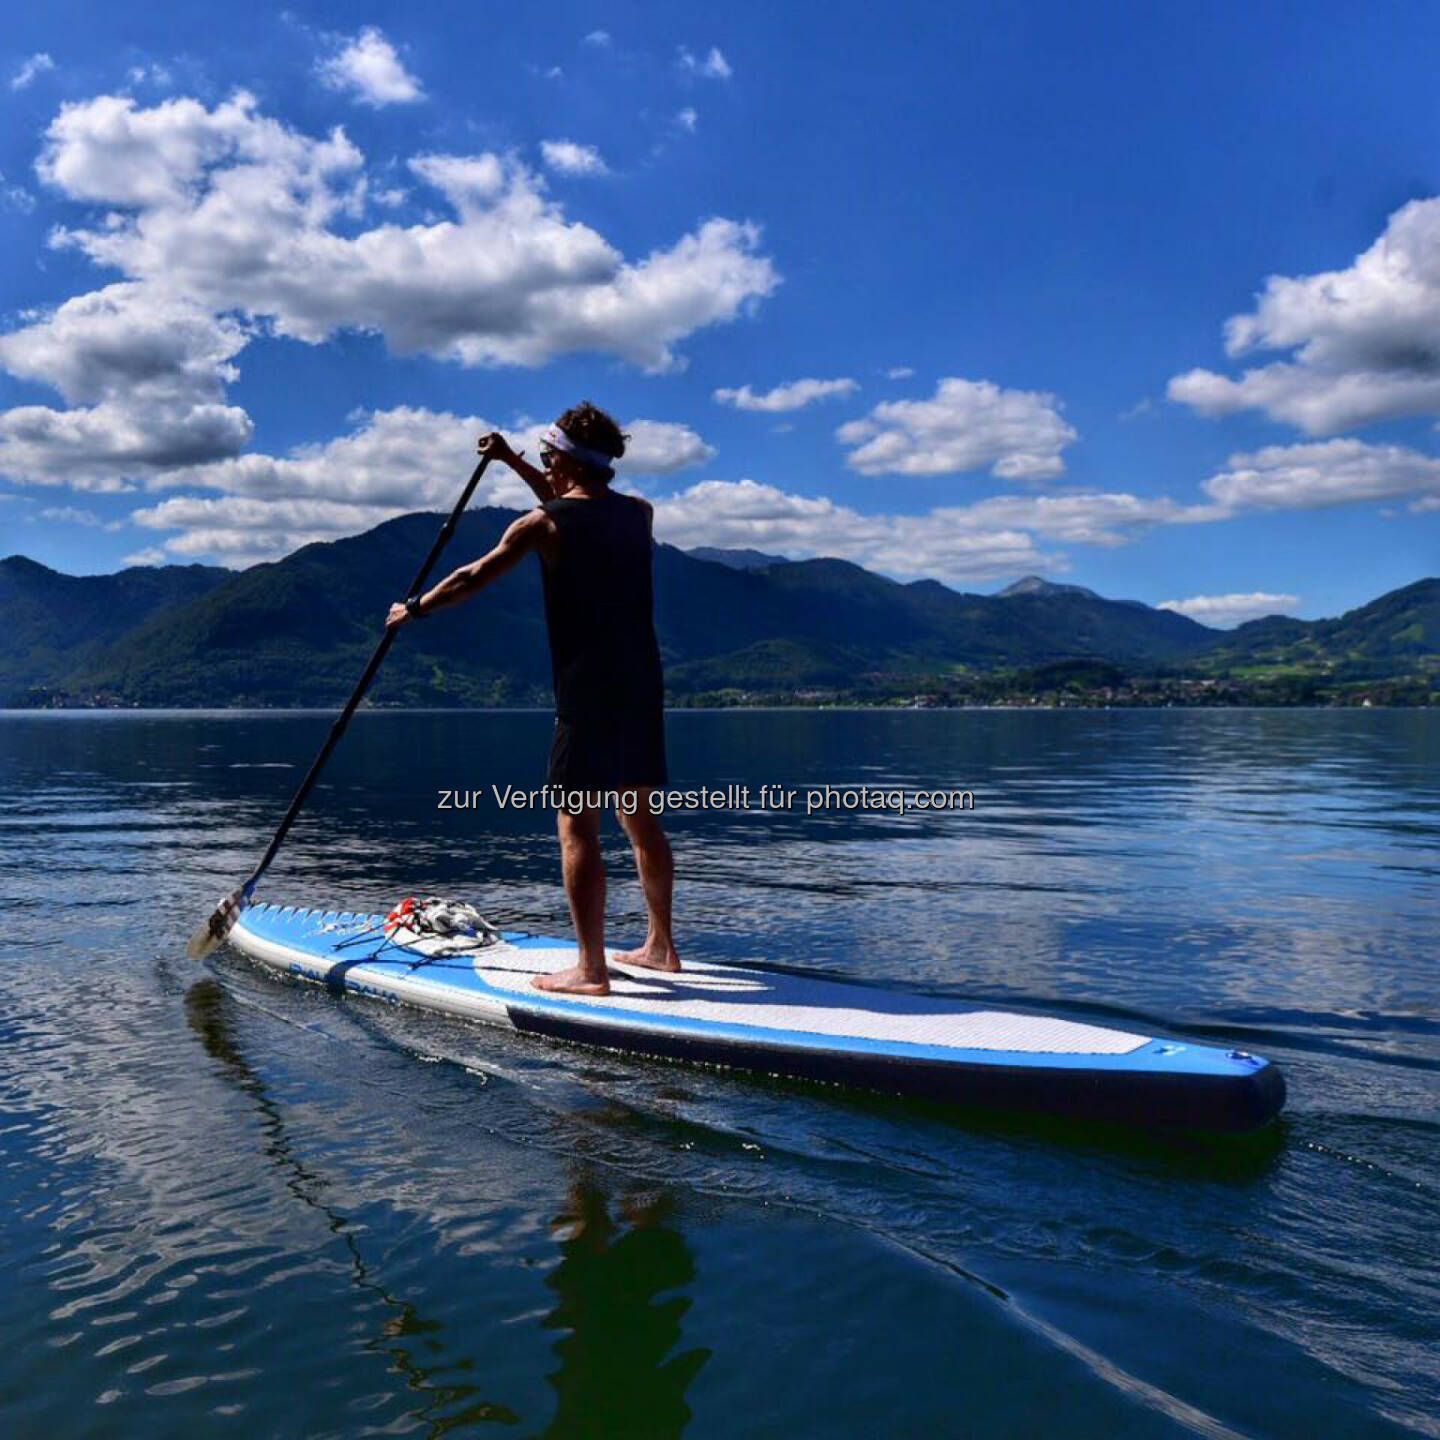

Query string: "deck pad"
[[226, 903, 1286, 1132]]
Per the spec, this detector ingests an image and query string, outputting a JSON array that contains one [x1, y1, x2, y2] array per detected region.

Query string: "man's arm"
[[478, 431, 555, 503], [386, 510, 551, 629]]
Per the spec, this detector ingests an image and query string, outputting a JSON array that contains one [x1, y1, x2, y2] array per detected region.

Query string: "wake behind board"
[[228, 904, 1285, 1133]]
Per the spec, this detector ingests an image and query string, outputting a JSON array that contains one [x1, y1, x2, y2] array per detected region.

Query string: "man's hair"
[[556, 401, 628, 463]]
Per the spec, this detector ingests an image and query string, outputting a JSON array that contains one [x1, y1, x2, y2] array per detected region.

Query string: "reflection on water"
[[1, 709, 1437, 1437], [183, 977, 521, 1431], [541, 1178, 707, 1440]]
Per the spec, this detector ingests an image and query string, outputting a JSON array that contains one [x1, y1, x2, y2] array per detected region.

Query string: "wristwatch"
[[404, 597, 426, 620]]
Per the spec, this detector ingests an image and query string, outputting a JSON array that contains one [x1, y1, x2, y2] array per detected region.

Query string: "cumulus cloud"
[[0, 282, 252, 487], [131, 492, 420, 564], [0, 282, 247, 406], [318, 27, 424, 107], [39, 93, 777, 372], [0, 400, 251, 490], [1168, 196, 1440, 433], [934, 491, 1209, 546], [649, 478, 1053, 584], [1201, 439, 1440, 513], [614, 419, 715, 474], [158, 406, 531, 506], [583, 30, 611, 47], [122, 546, 168, 566], [675, 108, 698, 133], [540, 140, 609, 176], [679, 47, 732, 80], [113, 401, 1222, 578], [11, 54, 54, 91], [1159, 593, 1300, 628], [837, 377, 1077, 480], [714, 377, 857, 412], [128, 407, 715, 564]]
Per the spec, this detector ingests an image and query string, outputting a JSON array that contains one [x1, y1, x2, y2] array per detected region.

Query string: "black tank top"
[[540, 490, 664, 721]]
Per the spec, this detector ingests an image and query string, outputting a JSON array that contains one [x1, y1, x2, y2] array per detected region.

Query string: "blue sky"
[[2, 0, 1438, 626]]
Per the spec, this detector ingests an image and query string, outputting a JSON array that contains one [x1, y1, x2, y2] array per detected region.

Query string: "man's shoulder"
[[614, 491, 653, 523], [504, 507, 558, 544]]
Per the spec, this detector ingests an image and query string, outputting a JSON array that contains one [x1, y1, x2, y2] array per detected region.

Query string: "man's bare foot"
[[611, 943, 682, 973], [533, 965, 610, 996]]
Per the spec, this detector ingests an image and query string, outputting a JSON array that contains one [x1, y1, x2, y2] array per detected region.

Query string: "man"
[[386, 402, 680, 996]]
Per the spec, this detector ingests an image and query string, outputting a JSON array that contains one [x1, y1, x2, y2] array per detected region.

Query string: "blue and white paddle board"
[[228, 904, 1285, 1132]]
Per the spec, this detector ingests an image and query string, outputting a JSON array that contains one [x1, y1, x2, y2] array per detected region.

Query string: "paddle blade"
[[187, 886, 247, 960]]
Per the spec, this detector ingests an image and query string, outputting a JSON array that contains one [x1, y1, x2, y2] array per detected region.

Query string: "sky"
[[1, 0, 1438, 627]]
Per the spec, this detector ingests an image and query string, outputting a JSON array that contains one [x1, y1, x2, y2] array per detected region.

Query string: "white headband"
[[542, 423, 616, 472]]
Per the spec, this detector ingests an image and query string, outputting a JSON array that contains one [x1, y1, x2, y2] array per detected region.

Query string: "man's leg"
[[534, 804, 610, 995], [612, 789, 681, 972]]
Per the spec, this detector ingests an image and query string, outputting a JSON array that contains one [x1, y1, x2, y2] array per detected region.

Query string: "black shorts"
[[547, 710, 668, 792]]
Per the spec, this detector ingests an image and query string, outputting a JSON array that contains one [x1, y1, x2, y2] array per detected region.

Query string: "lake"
[[1, 708, 1436, 1437]]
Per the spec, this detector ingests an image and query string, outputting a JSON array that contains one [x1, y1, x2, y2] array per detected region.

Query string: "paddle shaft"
[[240, 455, 492, 894]]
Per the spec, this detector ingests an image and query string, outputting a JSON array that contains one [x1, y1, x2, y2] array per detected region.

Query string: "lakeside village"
[[19, 668, 1437, 711]]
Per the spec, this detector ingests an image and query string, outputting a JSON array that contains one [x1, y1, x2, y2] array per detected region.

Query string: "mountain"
[[997, 575, 1101, 600], [0, 555, 228, 700], [2, 515, 1433, 706], [46, 513, 1213, 705], [998, 574, 1150, 611], [686, 546, 790, 570], [1199, 578, 1440, 678]]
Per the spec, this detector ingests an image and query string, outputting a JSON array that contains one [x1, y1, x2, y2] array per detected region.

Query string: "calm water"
[[1, 709, 1436, 1438]]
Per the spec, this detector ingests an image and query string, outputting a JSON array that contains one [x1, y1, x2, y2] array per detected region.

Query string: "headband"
[[541, 423, 616, 473]]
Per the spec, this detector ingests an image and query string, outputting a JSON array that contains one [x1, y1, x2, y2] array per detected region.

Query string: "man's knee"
[[618, 795, 663, 839], [557, 807, 602, 852]]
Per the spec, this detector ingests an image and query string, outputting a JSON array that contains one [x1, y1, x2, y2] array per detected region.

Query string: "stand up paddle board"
[[228, 904, 1285, 1133]]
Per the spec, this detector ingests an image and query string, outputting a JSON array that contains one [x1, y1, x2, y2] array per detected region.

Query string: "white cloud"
[[650, 478, 1054, 584], [127, 407, 715, 563], [583, 30, 612, 47], [679, 47, 732, 80], [837, 377, 1077, 480], [38, 505, 101, 526], [0, 282, 252, 487], [0, 400, 250, 490], [1168, 195, 1440, 434], [616, 420, 715, 475], [1158, 593, 1300, 628], [126, 64, 173, 89], [318, 27, 424, 108], [405, 152, 504, 212], [132, 491, 418, 565], [884, 366, 914, 380], [1201, 439, 1440, 513], [93, 404, 1225, 578], [675, 108, 698, 133], [39, 94, 777, 373], [11, 54, 54, 91], [540, 140, 609, 176], [714, 377, 857, 412], [157, 406, 531, 507], [0, 282, 247, 406], [121, 546, 168, 566], [935, 491, 1207, 546], [0, 172, 35, 213]]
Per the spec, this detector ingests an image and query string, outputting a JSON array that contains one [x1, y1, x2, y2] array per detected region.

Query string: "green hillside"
[[1, 515, 1433, 707]]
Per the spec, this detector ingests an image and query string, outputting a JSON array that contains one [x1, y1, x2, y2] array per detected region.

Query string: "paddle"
[[186, 453, 494, 960]]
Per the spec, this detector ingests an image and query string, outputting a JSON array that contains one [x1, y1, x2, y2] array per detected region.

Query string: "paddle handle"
[[241, 455, 492, 894]]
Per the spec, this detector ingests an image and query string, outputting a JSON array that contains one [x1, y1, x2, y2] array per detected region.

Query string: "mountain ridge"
[[1, 515, 1434, 706]]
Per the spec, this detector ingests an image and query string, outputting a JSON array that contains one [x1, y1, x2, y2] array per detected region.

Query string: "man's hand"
[[386, 601, 414, 629], [478, 431, 518, 466]]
